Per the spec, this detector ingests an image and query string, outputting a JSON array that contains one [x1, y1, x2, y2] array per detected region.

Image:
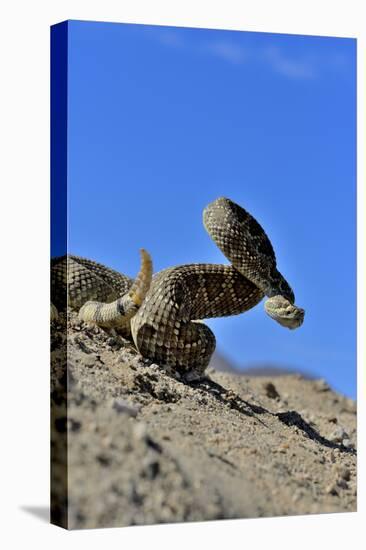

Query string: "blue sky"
[[64, 20, 356, 397]]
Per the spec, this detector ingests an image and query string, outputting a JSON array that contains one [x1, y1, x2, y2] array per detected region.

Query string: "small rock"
[[113, 398, 140, 417], [263, 382, 280, 399], [82, 355, 97, 368], [292, 489, 304, 503], [329, 426, 349, 443], [106, 337, 118, 347], [132, 422, 147, 441], [314, 379, 331, 392], [333, 465, 351, 481], [96, 454, 111, 467], [325, 483, 339, 496], [184, 369, 203, 382], [330, 449, 341, 463], [142, 457, 160, 480], [337, 479, 349, 490], [68, 418, 82, 432]]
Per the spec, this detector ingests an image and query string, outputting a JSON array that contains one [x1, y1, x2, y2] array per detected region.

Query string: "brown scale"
[[131, 264, 264, 375], [203, 197, 295, 303], [51, 255, 133, 311]]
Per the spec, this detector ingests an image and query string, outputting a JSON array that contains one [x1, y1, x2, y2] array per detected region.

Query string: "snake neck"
[[266, 268, 295, 304]]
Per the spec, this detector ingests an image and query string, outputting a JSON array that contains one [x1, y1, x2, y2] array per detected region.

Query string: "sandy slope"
[[51, 312, 356, 529]]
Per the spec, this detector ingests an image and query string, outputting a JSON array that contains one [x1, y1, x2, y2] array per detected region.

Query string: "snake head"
[[264, 295, 305, 329]]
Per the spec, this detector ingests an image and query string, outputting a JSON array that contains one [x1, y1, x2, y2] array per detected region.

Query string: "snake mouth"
[[264, 297, 305, 330], [274, 312, 304, 330]]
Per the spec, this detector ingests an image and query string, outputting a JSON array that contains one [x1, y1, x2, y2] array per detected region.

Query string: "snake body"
[[51, 197, 304, 377], [51, 250, 152, 336]]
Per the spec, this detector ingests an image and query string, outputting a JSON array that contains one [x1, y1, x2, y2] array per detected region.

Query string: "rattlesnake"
[[51, 197, 304, 378]]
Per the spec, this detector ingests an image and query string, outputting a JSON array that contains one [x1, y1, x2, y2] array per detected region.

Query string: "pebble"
[[333, 465, 351, 481], [113, 398, 140, 417], [82, 355, 97, 368], [314, 379, 331, 392], [325, 483, 339, 496], [329, 426, 349, 443], [292, 489, 304, 503], [142, 456, 160, 480], [132, 422, 147, 441], [106, 337, 119, 347], [263, 382, 280, 400], [278, 442, 290, 453], [69, 318, 82, 329], [330, 449, 341, 463], [337, 479, 349, 490]]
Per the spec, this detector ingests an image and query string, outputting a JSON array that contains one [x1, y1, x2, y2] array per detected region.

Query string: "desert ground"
[[51, 311, 356, 529]]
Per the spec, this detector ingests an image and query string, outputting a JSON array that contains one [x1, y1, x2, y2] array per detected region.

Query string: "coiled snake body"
[[51, 197, 304, 378]]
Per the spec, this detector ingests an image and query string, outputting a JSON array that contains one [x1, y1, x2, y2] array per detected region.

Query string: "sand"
[[51, 311, 356, 529]]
